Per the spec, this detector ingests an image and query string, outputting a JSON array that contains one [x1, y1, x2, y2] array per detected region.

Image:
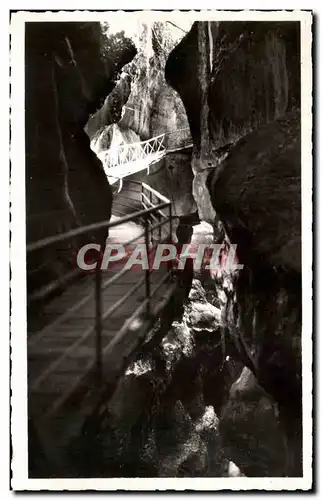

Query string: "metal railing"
[[27, 182, 176, 415], [101, 134, 166, 171], [100, 128, 192, 173]]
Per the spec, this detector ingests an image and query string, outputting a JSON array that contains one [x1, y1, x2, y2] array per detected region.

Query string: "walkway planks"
[[27, 222, 172, 422]]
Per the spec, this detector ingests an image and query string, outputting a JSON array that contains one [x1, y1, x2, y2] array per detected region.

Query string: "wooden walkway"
[[27, 182, 177, 437], [28, 221, 173, 422], [25, 175, 184, 478]]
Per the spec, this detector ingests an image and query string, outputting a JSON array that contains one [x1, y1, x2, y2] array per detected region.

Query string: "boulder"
[[207, 109, 301, 272]]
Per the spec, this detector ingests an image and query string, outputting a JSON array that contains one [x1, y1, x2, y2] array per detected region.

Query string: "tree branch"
[[166, 21, 188, 34]]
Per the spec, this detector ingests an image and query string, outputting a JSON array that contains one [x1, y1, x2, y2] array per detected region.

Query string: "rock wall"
[[166, 21, 300, 152], [208, 109, 301, 272], [67, 280, 285, 478], [119, 21, 189, 140], [209, 113, 302, 475], [165, 21, 300, 223], [25, 22, 136, 298], [85, 72, 133, 146], [207, 21, 300, 146], [166, 21, 302, 475], [86, 21, 190, 162], [90, 123, 141, 161]]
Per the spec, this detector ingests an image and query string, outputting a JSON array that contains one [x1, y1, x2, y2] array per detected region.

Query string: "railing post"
[[169, 203, 173, 244], [169, 204, 174, 281], [158, 210, 162, 241], [95, 261, 102, 387], [144, 214, 151, 316], [150, 190, 154, 242]]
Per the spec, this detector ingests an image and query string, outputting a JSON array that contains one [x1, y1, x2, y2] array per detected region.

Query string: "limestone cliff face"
[[207, 21, 300, 146], [119, 21, 189, 140], [25, 22, 136, 297], [85, 72, 133, 145], [87, 21, 190, 161], [166, 21, 302, 475], [90, 123, 141, 161]]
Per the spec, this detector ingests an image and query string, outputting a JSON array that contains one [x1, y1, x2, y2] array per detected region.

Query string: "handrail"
[[28, 182, 176, 411], [112, 180, 170, 219], [140, 181, 169, 204], [45, 277, 176, 420], [27, 200, 170, 253], [102, 134, 166, 167], [98, 127, 193, 181], [110, 132, 165, 150]]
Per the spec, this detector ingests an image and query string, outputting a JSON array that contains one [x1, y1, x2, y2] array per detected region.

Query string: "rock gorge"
[[26, 20, 302, 477], [85, 20, 196, 228]]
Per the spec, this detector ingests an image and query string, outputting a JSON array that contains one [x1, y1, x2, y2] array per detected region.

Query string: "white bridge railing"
[[99, 127, 193, 191], [101, 133, 166, 170]]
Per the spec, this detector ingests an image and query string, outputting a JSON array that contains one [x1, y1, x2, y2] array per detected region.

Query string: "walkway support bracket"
[[95, 262, 103, 387], [144, 213, 151, 316]]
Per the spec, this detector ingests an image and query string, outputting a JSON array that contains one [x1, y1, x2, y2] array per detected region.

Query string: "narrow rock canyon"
[[25, 18, 304, 479]]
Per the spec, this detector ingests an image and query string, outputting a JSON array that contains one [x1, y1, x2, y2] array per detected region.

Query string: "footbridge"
[[27, 182, 182, 474], [98, 127, 192, 191]]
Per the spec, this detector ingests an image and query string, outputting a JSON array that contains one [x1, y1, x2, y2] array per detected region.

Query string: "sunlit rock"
[[186, 301, 222, 332]]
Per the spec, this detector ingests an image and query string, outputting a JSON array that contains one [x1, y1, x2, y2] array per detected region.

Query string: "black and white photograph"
[[10, 9, 313, 491]]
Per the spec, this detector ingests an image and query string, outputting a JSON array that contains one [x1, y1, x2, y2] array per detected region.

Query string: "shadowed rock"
[[166, 21, 300, 151], [166, 21, 302, 476], [25, 22, 136, 297], [207, 109, 301, 273]]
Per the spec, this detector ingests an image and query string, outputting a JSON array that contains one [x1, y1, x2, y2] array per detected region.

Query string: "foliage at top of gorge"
[[87, 20, 191, 149]]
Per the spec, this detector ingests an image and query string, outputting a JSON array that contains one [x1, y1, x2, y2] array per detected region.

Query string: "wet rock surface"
[[166, 21, 302, 476], [73, 279, 286, 478], [219, 367, 286, 477]]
